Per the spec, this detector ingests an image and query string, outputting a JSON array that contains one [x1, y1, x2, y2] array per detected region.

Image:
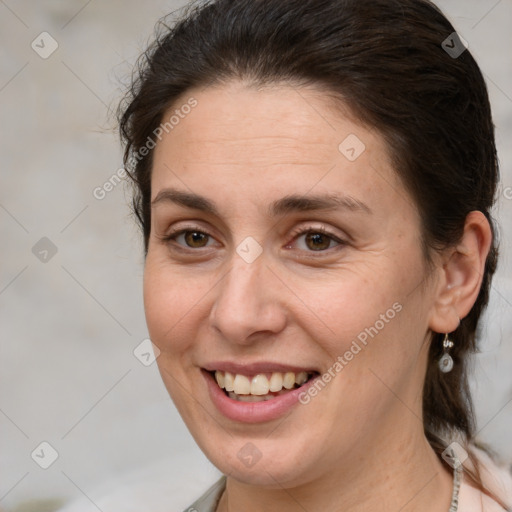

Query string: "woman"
[[118, 0, 512, 510]]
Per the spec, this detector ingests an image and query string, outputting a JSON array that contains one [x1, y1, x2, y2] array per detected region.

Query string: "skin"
[[144, 81, 492, 511]]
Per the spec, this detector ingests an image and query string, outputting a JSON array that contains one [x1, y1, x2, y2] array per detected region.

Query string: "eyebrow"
[[151, 188, 372, 216]]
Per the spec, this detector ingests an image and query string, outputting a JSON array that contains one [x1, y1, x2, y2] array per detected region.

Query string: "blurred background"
[[0, 1, 511, 511]]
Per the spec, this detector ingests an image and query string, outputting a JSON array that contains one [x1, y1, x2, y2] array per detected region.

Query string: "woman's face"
[[145, 81, 438, 487]]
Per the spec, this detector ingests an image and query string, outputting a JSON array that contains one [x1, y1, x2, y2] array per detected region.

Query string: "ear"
[[428, 211, 493, 334]]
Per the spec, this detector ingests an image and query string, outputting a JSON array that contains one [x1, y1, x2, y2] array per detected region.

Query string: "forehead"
[[150, 81, 402, 207], [155, 82, 384, 156]]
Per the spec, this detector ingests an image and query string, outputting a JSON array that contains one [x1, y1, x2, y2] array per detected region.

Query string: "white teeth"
[[224, 372, 235, 392], [214, 370, 312, 397], [295, 371, 308, 385], [283, 372, 296, 390], [236, 394, 264, 402], [227, 389, 293, 401], [215, 371, 225, 389], [251, 374, 269, 395], [269, 372, 283, 392], [233, 374, 251, 395]]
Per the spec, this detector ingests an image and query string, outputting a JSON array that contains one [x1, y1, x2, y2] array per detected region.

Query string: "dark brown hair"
[[118, 0, 502, 500]]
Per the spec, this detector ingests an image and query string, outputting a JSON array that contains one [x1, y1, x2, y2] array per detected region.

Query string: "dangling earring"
[[438, 333, 454, 373]]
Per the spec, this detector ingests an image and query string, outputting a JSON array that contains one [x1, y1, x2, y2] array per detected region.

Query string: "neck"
[[217, 422, 454, 512]]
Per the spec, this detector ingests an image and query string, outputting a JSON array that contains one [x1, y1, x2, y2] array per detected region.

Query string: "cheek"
[[143, 253, 207, 354], [298, 247, 426, 372], [295, 258, 413, 338]]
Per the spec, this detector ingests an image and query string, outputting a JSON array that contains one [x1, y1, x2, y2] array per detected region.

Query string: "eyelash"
[[161, 224, 346, 255]]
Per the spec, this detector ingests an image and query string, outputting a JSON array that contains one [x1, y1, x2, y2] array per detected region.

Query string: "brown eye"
[[182, 231, 210, 248], [289, 227, 345, 253], [162, 228, 216, 250], [304, 232, 332, 251]]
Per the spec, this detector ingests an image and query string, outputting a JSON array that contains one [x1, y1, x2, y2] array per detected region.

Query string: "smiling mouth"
[[211, 370, 318, 402]]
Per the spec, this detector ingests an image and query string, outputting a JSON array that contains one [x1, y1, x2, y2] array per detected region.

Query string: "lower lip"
[[202, 370, 318, 423]]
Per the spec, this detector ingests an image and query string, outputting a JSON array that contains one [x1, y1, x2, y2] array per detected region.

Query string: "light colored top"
[[183, 476, 226, 512], [183, 448, 512, 512]]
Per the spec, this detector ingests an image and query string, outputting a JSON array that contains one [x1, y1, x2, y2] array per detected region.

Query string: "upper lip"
[[202, 361, 318, 375]]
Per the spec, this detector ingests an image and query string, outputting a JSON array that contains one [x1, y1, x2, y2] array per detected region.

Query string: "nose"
[[209, 253, 287, 345]]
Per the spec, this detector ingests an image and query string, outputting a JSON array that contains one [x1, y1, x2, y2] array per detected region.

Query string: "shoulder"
[[458, 444, 512, 511]]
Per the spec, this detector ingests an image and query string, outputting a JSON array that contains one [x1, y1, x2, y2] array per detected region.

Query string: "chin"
[[195, 431, 323, 488]]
